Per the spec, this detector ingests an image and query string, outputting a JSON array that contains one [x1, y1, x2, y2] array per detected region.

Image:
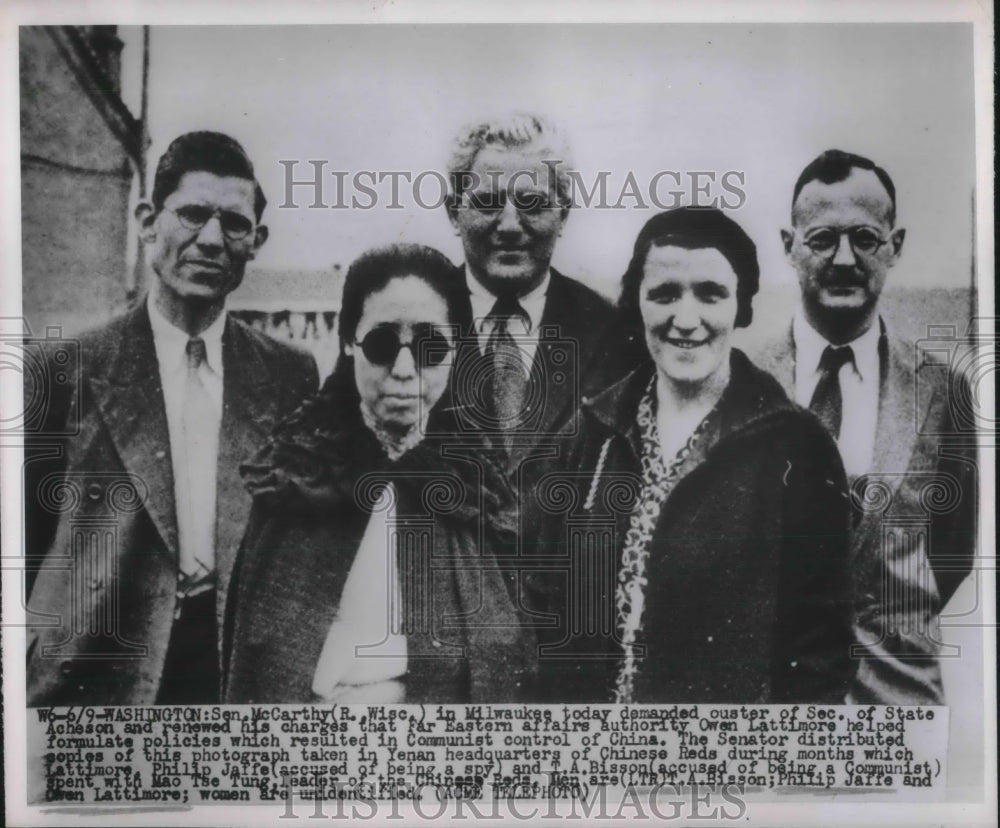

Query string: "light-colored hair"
[[446, 112, 574, 205]]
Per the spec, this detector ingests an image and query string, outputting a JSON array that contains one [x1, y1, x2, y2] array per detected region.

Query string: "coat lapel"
[[215, 319, 281, 604], [450, 266, 476, 337], [521, 272, 587, 447], [755, 320, 926, 550], [871, 332, 920, 481], [851, 330, 925, 551], [451, 266, 576, 470], [91, 306, 178, 557]]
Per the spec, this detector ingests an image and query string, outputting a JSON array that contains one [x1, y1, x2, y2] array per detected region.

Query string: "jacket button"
[[155, 450, 166, 460], [59, 661, 73, 675], [432, 640, 442, 649]]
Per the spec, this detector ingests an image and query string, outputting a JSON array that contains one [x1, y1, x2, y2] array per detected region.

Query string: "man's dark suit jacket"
[[442, 266, 638, 476], [753, 320, 978, 704], [25, 302, 318, 706]]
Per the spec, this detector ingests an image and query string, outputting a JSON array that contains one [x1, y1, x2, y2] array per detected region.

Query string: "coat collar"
[[448, 265, 607, 467], [755, 316, 930, 546], [101, 300, 274, 389], [758, 316, 925, 487], [464, 266, 550, 335], [582, 349, 798, 461], [451, 264, 576, 323], [146, 294, 227, 378]]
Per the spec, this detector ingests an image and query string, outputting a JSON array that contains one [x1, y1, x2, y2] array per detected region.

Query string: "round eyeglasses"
[[803, 226, 890, 257], [166, 205, 255, 241], [462, 189, 560, 219]]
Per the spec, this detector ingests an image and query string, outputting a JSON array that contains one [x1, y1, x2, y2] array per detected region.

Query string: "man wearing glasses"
[[26, 131, 318, 706], [756, 149, 976, 704], [442, 112, 629, 470]]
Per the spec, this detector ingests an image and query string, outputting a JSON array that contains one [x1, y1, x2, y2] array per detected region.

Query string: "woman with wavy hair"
[[530, 207, 856, 704], [224, 243, 530, 703]]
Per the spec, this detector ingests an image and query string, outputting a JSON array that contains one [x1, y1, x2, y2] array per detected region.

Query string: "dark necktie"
[[809, 345, 855, 439], [485, 294, 529, 444]]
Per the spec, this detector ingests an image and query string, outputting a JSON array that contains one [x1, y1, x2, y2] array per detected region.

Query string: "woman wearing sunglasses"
[[528, 207, 856, 704], [223, 244, 531, 703]]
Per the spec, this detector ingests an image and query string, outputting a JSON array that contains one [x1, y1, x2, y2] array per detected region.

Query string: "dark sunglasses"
[[355, 324, 453, 368], [167, 205, 255, 240]]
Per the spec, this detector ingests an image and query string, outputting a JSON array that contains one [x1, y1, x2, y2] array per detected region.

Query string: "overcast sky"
[[117, 24, 975, 297]]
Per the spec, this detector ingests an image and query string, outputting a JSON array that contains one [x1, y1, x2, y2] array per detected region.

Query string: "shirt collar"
[[792, 311, 881, 382], [147, 291, 227, 375], [465, 267, 550, 336]]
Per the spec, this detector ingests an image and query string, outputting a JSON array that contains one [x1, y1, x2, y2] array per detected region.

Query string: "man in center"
[[443, 113, 630, 471]]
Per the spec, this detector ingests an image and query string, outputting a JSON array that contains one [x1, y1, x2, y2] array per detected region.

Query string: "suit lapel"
[[871, 332, 920, 480], [533, 271, 585, 434], [846, 328, 926, 556], [91, 306, 178, 557], [90, 309, 291, 644], [501, 273, 571, 471], [451, 266, 476, 337], [215, 320, 279, 599], [758, 320, 923, 549]]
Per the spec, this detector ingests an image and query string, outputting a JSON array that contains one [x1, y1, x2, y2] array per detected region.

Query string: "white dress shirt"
[[792, 312, 881, 478], [466, 268, 550, 373], [312, 483, 407, 702], [148, 294, 225, 580]]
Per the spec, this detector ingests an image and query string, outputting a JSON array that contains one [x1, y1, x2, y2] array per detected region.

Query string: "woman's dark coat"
[[223, 372, 533, 703], [525, 350, 857, 704]]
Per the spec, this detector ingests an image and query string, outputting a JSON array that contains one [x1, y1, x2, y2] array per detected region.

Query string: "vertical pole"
[[128, 25, 150, 303]]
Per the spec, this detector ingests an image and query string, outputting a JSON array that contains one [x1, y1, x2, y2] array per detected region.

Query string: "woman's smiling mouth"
[[665, 336, 709, 350]]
